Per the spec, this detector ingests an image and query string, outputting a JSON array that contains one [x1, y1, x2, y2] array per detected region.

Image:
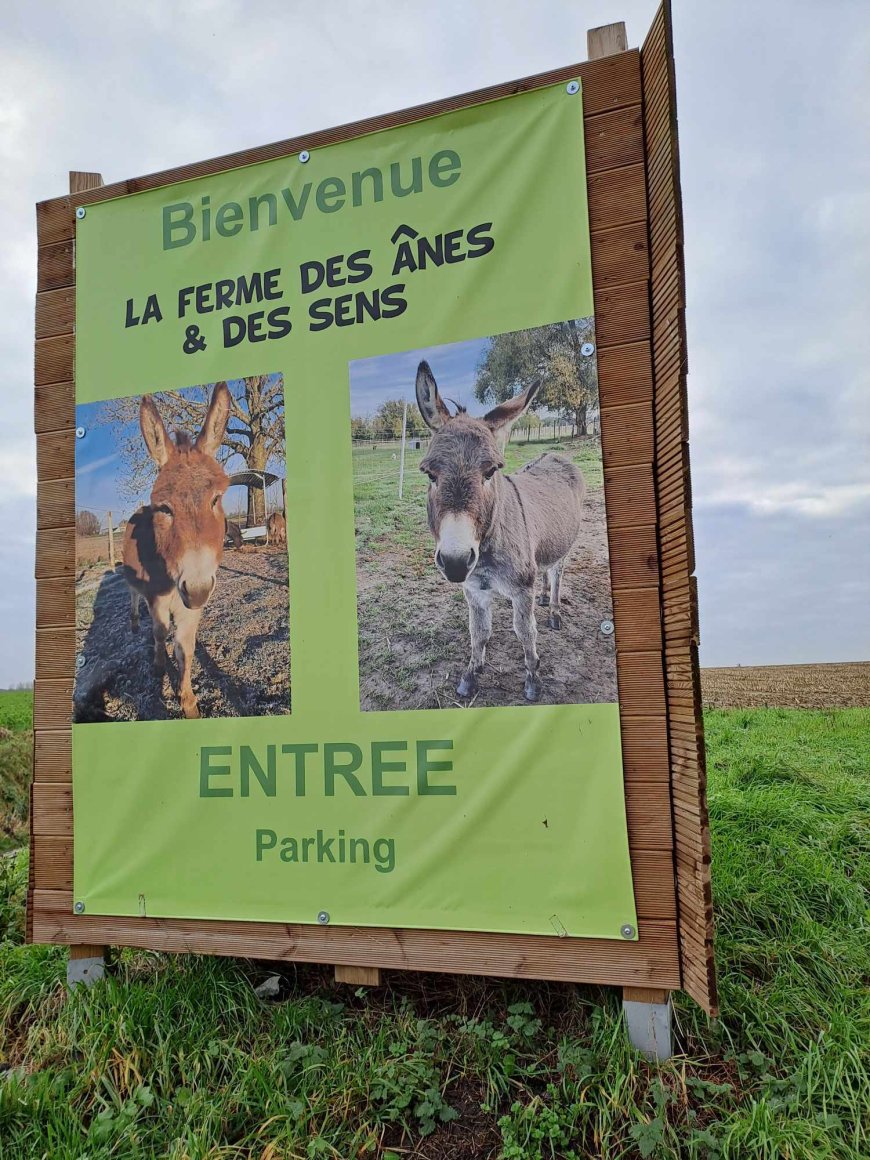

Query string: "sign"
[[71, 80, 637, 940]]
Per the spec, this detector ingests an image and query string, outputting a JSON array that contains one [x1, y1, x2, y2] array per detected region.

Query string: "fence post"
[[107, 510, 115, 568], [398, 400, 408, 499]]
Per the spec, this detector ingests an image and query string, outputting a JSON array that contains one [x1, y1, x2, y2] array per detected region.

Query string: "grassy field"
[[1, 695, 868, 1157]]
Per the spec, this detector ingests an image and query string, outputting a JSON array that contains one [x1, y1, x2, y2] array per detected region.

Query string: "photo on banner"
[[350, 318, 617, 711], [73, 374, 290, 722]]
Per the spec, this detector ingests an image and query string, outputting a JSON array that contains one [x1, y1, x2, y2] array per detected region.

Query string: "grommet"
[[317, 910, 329, 924], [76, 427, 86, 439], [581, 341, 595, 357], [600, 620, 615, 636], [566, 80, 580, 95], [299, 150, 310, 163], [620, 923, 635, 939], [75, 207, 86, 220], [74, 901, 86, 914]]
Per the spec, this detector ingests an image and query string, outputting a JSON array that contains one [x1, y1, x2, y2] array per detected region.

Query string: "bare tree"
[[76, 509, 101, 537], [97, 375, 284, 525]]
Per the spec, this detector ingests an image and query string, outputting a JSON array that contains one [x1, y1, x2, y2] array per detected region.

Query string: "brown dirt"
[[358, 489, 617, 711], [701, 661, 870, 709], [73, 546, 290, 721]]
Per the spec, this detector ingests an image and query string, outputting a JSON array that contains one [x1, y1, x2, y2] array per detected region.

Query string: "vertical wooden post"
[[107, 510, 115, 568], [66, 169, 109, 985], [587, 22, 628, 59]]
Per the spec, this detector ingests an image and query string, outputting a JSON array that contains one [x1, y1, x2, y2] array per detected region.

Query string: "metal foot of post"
[[622, 987, 673, 1061], [67, 945, 107, 989]]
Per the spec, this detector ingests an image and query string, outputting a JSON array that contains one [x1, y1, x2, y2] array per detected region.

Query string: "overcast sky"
[[1, 0, 868, 685]]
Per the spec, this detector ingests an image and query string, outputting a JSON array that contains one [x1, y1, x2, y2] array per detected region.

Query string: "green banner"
[[72, 80, 637, 940]]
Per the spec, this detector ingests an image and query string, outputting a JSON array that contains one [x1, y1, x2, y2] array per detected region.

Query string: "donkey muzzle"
[[179, 575, 216, 610], [436, 546, 479, 583]]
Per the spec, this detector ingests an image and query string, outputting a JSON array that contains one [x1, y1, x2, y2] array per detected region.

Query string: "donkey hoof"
[[457, 672, 478, 698], [547, 612, 562, 631], [524, 676, 541, 702], [537, 594, 550, 607], [181, 700, 201, 720]]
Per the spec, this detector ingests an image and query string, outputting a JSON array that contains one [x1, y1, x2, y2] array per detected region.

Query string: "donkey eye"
[[211, 493, 222, 508], [483, 464, 499, 480]]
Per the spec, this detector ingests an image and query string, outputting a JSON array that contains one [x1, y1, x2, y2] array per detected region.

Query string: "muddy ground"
[[357, 485, 617, 712], [73, 547, 290, 722]]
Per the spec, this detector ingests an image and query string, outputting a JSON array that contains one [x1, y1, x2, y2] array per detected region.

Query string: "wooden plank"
[[587, 162, 647, 231], [35, 628, 74, 683], [33, 730, 71, 781], [598, 341, 653, 406], [594, 280, 650, 348], [35, 287, 75, 340], [588, 22, 629, 59], [601, 401, 655, 468], [34, 334, 74, 387], [36, 430, 74, 483], [69, 171, 104, 195], [585, 106, 644, 173], [642, 0, 716, 1016], [33, 680, 72, 731], [37, 478, 74, 531], [36, 197, 73, 247], [603, 464, 656, 528], [615, 651, 666, 716], [609, 525, 659, 587], [35, 527, 75, 580], [35, 380, 74, 434], [30, 890, 680, 987], [623, 985, 668, 1004], [619, 715, 669, 783], [590, 220, 650, 288], [37, 241, 74, 292], [36, 578, 74, 630], [335, 965, 381, 986], [613, 586, 661, 652]]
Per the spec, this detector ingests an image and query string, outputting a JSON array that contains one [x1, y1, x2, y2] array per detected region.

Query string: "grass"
[[0, 691, 31, 854], [353, 435, 604, 559], [1, 705, 868, 1157]]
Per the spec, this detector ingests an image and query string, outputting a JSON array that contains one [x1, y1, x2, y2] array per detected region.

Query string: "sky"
[[350, 336, 491, 417], [1, 0, 869, 684]]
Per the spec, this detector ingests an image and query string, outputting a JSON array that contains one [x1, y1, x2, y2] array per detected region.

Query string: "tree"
[[97, 375, 284, 526], [76, 509, 101, 537], [474, 318, 598, 434], [373, 399, 425, 439], [350, 415, 373, 441]]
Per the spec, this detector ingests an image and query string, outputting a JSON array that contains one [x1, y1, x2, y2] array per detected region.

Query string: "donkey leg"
[[173, 604, 203, 719], [512, 588, 541, 702], [129, 587, 141, 632], [457, 586, 493, 698], [537, 571, 550, 606], [546, 561, 565, 630], [149, 595, 171, 677]]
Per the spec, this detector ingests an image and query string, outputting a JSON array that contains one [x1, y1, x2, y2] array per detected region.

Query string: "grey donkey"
[[416, 360, 586, 702]]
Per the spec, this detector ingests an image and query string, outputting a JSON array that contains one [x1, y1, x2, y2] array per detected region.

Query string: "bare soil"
[[358, 488, 617, 711], [73, 546, 290, 721], [701, 661, 870, 710]]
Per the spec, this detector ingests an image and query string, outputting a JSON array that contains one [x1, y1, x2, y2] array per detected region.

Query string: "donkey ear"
[[196, 381, 232, 457], [484, 380, 541, 445], [139, 395, 172, 467], [415, 361, 451, 431]]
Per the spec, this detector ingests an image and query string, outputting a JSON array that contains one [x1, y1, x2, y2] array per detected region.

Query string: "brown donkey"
[[416, 361, 586, 702], [122, 383, 231, 718]]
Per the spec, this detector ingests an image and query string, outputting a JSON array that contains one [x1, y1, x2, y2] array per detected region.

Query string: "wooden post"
[[66, 170, 110, 983], [335, 964, 382, 986], [587, 22, 628, 60], [107, 510, 115, 568]]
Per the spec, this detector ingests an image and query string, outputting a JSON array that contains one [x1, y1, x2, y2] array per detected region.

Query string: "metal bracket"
[[66, 955, 105, 989], [623, 995, 673, 1061]]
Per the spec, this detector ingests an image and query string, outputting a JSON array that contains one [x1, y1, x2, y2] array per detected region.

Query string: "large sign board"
[[31, 5, 717, 1015], [71, 81, 637, 939]]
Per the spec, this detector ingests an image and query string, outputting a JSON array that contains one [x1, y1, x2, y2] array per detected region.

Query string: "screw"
[[580, 341, 595, 357], [75, 426, 86, 439], [74, 901, 85, 914], [566, 80, 580, 95], [75, 206, 86, 220], [75, 655, 86, 670], [600, 619, 614, 636], [317, 910, 329, 925], [620, 923, 635, 939], [299, 150, 310, 163]]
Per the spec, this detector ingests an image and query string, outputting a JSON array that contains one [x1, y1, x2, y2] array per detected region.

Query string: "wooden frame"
[[29, 3, 716, 1015]]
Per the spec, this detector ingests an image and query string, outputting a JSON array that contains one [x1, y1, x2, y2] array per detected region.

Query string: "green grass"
[[353, 436, 604, 559], [1, 708, 868, 1158], [0, 691, 32, 733], [0, 691, 32, 854]]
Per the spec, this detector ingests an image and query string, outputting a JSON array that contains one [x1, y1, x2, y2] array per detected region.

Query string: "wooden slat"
[[37, 241, 73, 292], [36, 430, 74, 482], [35, 380, 74, 434], [69, 171, 104, 195], [33, 679, 72, 731], [642, 1, 716, 1015], [35, 286, 75, 340], [35, 527, 75, 580], [36, 578, 74, 630], [619, 715, 669, 783], [37, 478, 74, 531], [588, 22, 628, 59], [603, 464, 656, 528], [34, 334, 74, 386], [35, 628, 74, 682], [587, 162, 647, 230], [594, 280, 650, 348], [615, 651, 666, 716], [335, 964, 381, 986], [609, 524, 658, 587], [33, 730, 71, 781], [589, 220, 649, 288], [601, 401, 655, 467], [613, 586, 661, 651], [585, 105, 644, 173], [30, 889, 680, 987], [598, 341, 653, 406]]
